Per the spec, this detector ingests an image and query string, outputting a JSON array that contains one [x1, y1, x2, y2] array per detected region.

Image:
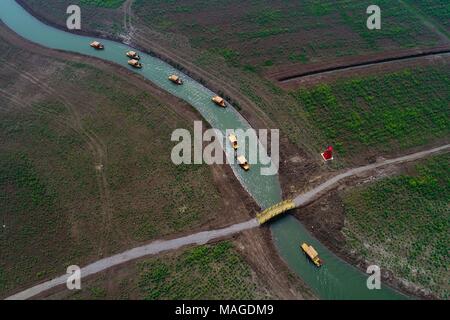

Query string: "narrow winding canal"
[[1, 0, 405, 299]]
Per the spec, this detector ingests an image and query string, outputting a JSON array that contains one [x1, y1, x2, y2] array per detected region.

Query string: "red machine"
[[321, 146, 333, 161]]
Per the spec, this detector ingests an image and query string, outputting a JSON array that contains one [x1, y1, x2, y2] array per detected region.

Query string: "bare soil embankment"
[[12, 1, 449, 300], [0, 18, 314, 300], [269, 45, 450, 82], [288, 145, 450, 299]]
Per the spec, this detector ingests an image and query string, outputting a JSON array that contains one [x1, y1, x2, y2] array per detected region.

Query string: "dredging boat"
[[128, 59, 143, 69], [237, 155, 250, 171], [228, 133, 238, 150], [126, 51, 140, 60], [90, 41, 104, 50], [169, 74, 183, 85], [212, 95, 226, 108], [301, 243, 323, 267]]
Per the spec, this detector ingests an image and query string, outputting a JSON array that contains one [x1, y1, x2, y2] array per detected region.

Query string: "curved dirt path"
[[122, 0, 133, 33], [6, 219, 260, 300], [1, 59, 117, 256], [6, 144, 449, 300], [294, 144, 450, 207], [398, 0, 449, 43]]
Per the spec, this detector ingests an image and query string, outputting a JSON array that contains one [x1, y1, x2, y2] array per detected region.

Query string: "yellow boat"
[[128, 59, 142, 68], [301, 243, 323, 267], [90, 41, 104, 50], [126, 51, 140, 60], [212, 95, 226, 107], [237, 155, 250, 171], [228, 133, 238, 150], [169, 74, 183, 85]]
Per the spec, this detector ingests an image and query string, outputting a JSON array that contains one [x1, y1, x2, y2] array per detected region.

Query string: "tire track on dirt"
[[1, 60, 118, 256], [6, 144, 449, 300], [0, 88, 108, 242], [398, 0, 449, 43], [0, 88, 82, 135], [123, 0, 133, 32]]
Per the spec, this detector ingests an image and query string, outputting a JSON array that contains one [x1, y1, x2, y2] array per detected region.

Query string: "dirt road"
[[6, 219, 260, 300], [6, 144, 449, 300], [294, 144, 450, 207]]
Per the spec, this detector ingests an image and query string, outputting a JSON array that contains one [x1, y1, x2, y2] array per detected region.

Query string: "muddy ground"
[[9, 1, 449, 300], [289, 160, 443, 299], [0, 23, 314, 300]]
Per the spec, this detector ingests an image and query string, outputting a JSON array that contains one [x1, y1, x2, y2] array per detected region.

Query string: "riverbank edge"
[[15, 0, 274, 132], [5, 1, 317, 300], [13, 0, 422, 300], [289, 173, 442, 300], [15, 0, 445, 300]]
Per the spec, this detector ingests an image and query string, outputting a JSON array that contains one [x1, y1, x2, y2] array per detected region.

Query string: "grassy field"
[[290, 65, 450, 158], [342, 153, 449, 298], [137, 241, 271, 300], [22, 0, 447, 72], [409, 0, 450, 36], [20, 0, 450, 164], [133, 0, 443, 71], [0, 40, 230, 297], [46, 241, 275, 300], [22, 0, 125, 36], [80, 0, 125, 9], [128, 0, 450, 164]]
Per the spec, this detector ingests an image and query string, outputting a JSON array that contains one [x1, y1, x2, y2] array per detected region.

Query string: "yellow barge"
[[212, 96, 226, 107], [169, 74, 183, 85], [228, 133, 238, 150], [301, 243, 323, 267], [126, 51, 140, 60], [237, 155, 250, 171], [128, 59, 143, 68], [90, 41, 104, 50]]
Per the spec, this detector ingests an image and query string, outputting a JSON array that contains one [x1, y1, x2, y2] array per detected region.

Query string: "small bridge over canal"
[[256, 199, 296, 224]]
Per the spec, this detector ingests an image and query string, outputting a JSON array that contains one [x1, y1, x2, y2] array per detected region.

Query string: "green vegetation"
[[20, 0, 450, 163], [247, 8, 283, 25], [239, 27, 291, 40], [22, 0, 124, 36], [339, 0, 440, 49], [0, 42, 224, 297], [305, 1, 334, 16], [48, 241, 275, 300], [80, 0, 125, 9], [410, 0, 450, 35], [342, 154, 450, 298], [137, 242, 270, 299], [75, 69, 223, 236], [289, 52, 309, 64], [132, 0, 442, 69], [291, 66, 450, 156], [0, 153, 56, 210], [208, 48, 240, 67], [0, 107, 97, 295], [88, 286, 107, 299]]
